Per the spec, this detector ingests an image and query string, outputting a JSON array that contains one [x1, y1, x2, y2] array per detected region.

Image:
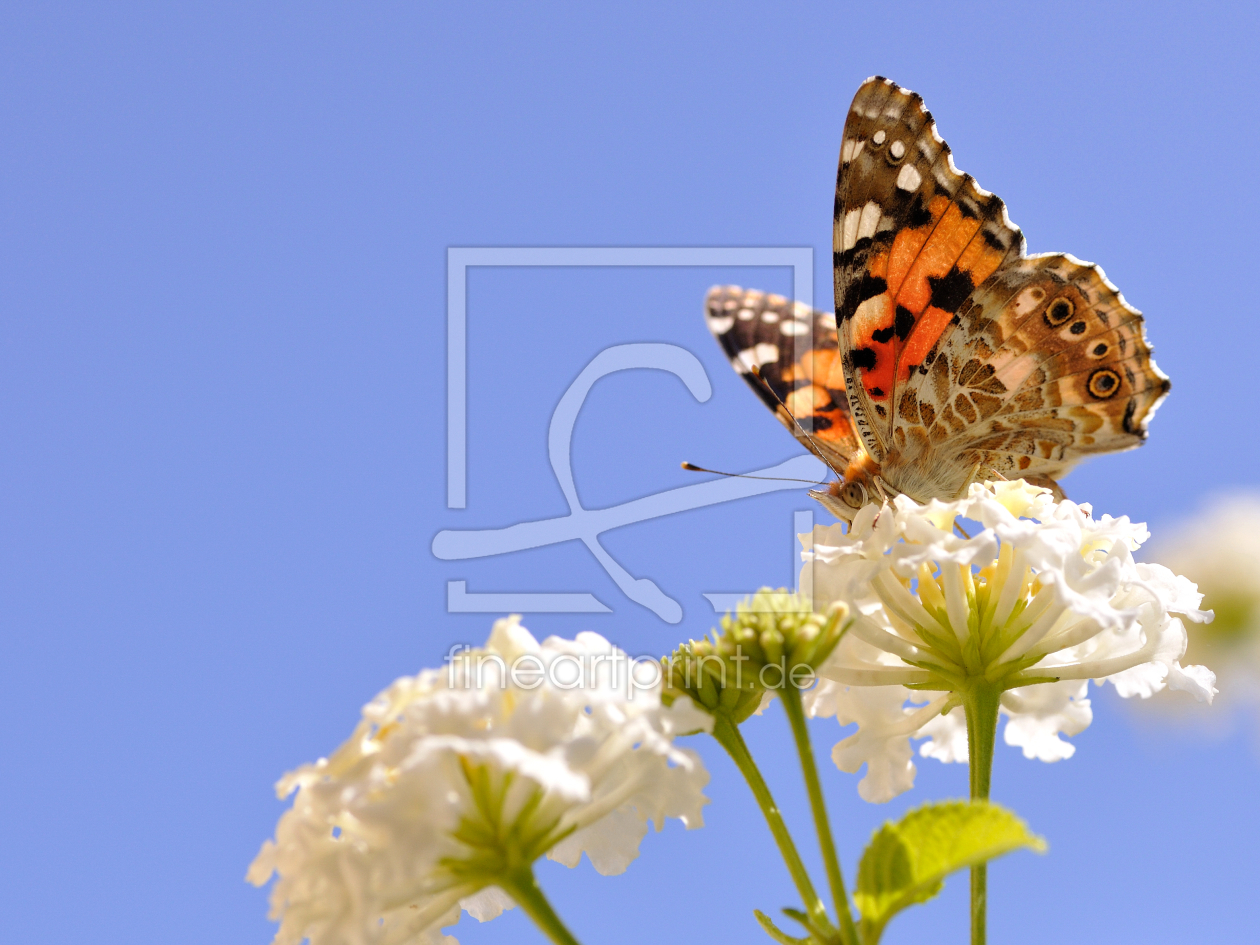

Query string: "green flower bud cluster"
[[661, 589, 850, 725], [718, 589, 849, 685], [661, 637, 765, 724]]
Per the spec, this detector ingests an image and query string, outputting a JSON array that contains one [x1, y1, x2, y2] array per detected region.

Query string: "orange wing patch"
[[852, 204, 1013, 417], [785, 347, 846, 392], [848, 195, 966, 403]]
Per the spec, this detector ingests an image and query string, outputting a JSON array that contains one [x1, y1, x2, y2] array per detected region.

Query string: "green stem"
[[498, 866, 583, 945], [962, 682, 1001, 945], [780, 686, 859, 945], [711, 714, 836, 940]]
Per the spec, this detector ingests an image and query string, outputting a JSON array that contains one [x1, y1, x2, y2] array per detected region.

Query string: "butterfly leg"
[[955, 461, 985, 498], [871, 476, 891, 501]]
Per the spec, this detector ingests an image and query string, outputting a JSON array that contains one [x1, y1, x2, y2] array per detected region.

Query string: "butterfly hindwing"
[[705, 286, 859, 473], [892, 253, 1169, 483]]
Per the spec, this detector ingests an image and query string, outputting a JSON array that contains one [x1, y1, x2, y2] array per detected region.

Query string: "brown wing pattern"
[[892, 254, 1170, 483], [705, 285, 860, 473]]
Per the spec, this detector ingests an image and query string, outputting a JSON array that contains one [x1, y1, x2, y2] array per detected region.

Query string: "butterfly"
[[706, 76, 1169, 520]]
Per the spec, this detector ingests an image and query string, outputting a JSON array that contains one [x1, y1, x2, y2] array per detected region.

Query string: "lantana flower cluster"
[[801, 480, 1216, 802], [248, 617, 711, 945], [1150, 494, 1260, 722]]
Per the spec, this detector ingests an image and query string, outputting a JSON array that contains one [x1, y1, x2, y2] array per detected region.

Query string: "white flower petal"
[[380, 901, 463, 945], [549, 806, 647, 875], [1165, 662, 1218, 703], [808, 679, 919, 802], [1106, 659, 1169, 700], [917, 706, 968, 763], [1001, 681, 1091, 762], [460, 886, 515, 922]]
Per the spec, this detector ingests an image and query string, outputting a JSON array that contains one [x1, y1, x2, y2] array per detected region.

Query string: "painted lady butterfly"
[[707, 76, 1169, 520]]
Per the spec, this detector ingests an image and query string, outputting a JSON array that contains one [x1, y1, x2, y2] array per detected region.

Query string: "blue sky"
[[3, 3, 1257, 943]]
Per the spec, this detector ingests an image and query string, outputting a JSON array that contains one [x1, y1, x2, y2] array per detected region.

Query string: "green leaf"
[[854, 801, 1045, 943]]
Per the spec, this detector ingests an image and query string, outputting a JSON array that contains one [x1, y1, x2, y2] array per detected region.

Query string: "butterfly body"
[[707, 77, 1169, 520]]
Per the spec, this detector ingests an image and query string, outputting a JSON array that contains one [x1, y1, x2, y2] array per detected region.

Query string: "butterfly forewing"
[[705, 286, 859, 473], [834, 77, 1026, 459]]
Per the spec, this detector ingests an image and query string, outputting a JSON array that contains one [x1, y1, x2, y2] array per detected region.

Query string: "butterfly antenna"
[[680, 462, 827, 485], [749, 364, 844, 479]]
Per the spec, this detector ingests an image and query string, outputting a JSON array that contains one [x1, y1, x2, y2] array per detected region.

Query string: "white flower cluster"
[[248, 617, 711, 945], [800, 480, 1216, 803], [1150, 494, 1260, 719]]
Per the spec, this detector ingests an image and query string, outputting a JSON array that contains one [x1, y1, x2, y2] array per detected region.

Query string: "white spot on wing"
[[734, 344, 779, 372], [890, 140, 906, 159], [817, 313, 837, 330], [1012, 287, 1043, 316], [761, 311, 780, 324], [852, 293, 888, 338], [738, 308, 756, 321], [842, 207, 860, 249], [707, 315, 734, 334], [841, 138, 865, 163], [873, 129, 886, 145], [857, 201, 881, 241], [780, 319, 809, 337], [896, 163, 922, 191]]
